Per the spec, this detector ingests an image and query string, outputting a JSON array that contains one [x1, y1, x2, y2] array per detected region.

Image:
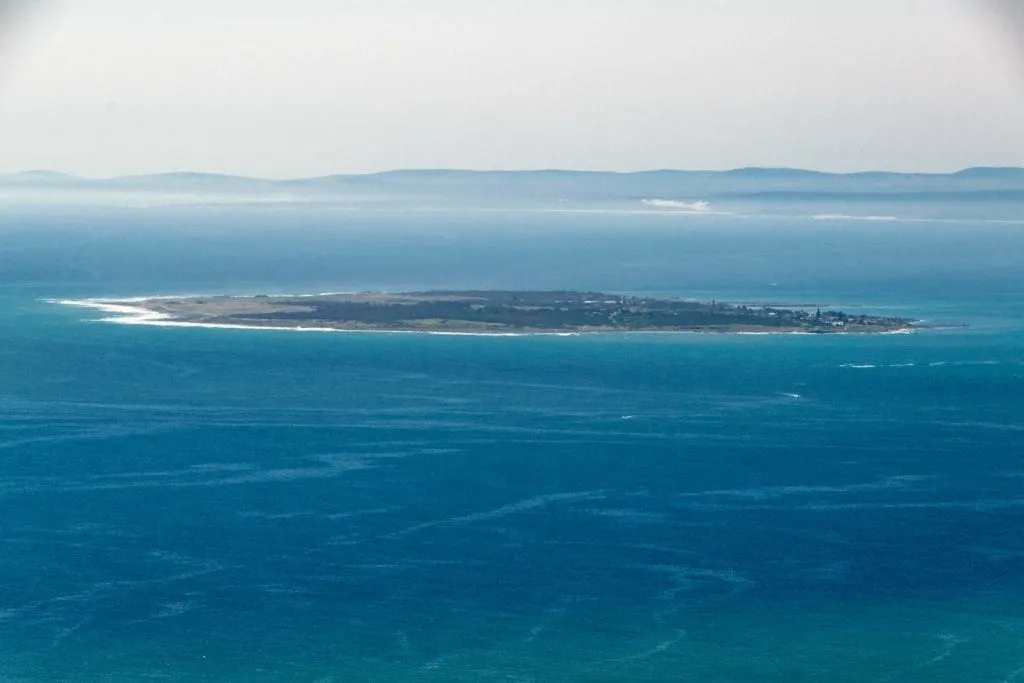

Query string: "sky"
[[0, 0, 1022, 178]]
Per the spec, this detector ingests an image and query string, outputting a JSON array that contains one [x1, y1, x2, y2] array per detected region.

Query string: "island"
[[97, 291, 917, 334]]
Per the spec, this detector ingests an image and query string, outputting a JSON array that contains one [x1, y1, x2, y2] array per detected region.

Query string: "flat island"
[[105, 291, 916, 334]]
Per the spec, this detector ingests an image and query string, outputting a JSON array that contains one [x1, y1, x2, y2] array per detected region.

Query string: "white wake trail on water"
[[612, 629, 689, 664], [812, 213, 902, 222], [388, 491, 605, 538], [641, 199, 711, 212]]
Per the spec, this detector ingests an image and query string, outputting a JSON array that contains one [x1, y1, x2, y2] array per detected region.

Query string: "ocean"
[[1, 205, 1023, 681]]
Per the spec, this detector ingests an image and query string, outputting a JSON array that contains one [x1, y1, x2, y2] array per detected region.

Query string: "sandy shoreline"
[[50, 299, 580, 337]]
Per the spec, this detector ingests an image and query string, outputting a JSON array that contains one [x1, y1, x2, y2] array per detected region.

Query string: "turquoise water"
[[2, 208, 1024, 681]]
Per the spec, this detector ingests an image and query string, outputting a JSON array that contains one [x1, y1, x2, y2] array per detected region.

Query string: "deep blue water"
[[2, 207, 1024, 681]]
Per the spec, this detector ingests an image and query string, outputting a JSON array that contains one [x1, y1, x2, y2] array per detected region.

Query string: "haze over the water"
[[0, 0, 1022, 178]]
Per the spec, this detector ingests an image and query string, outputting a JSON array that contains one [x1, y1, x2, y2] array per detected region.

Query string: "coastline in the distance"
[[55, 291, 918, 335]]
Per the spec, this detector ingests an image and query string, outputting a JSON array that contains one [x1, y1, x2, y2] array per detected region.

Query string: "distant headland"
[[6, 167, 1024, 217], [71, 291, 917, 335]]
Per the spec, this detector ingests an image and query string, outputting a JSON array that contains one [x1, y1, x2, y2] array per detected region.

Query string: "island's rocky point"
[[97, 291, 916, 334]]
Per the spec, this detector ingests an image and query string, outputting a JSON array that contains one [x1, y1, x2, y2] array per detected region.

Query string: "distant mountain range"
[[1, 167, 1022, 212], [5, 166, 1024, 184]]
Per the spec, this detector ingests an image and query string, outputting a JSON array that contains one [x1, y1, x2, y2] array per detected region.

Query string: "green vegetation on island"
[[116, 291, 916, 334]]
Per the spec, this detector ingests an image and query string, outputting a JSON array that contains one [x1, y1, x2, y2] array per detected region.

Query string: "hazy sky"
[[0, 0, 1022, 177]]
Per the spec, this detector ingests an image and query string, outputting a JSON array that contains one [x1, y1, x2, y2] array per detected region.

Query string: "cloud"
[[976, 0, 1024, 79], [0, 1, 42, 82], [0, 1, 38, 34]]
